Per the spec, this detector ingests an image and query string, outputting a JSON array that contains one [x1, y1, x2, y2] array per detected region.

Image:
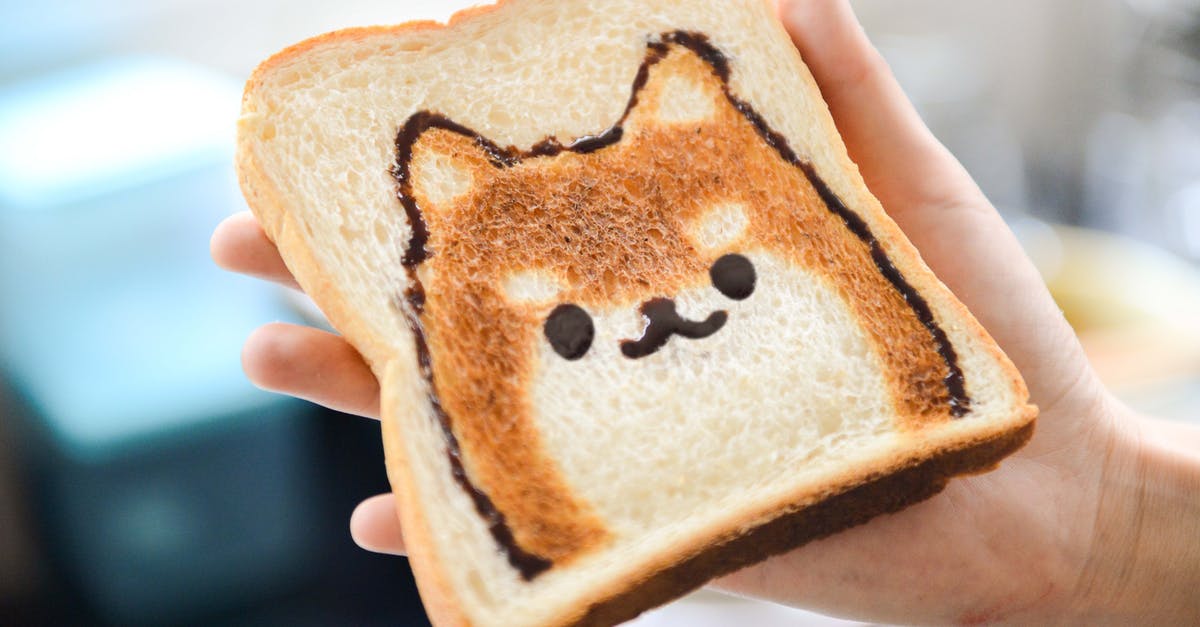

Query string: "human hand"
[[211, 0, 1200, 623], [706, 2, 1198, 624]]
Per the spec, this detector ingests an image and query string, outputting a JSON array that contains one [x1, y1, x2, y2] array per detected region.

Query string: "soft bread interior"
[[238, 1, 1034, 625]]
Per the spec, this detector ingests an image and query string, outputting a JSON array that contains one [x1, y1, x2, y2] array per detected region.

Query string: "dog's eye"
[[710, 253, 756, 300], [544, 304, 594, 360]]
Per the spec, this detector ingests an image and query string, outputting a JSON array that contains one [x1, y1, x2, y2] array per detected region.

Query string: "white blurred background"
[[0, 1, 1198, 625]]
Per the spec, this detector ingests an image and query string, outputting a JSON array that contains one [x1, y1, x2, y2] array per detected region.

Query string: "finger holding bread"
[[242, 322, 381, 419], [778, 0, 981, 223], [211, 211, 302, 290], [350, 493, 407, 555]]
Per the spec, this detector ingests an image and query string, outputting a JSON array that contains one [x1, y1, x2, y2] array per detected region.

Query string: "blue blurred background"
[[0, 1, 1197, 626]]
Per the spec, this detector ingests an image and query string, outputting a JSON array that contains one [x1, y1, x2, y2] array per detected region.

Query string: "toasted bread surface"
[[237, 1, 1036, 625]]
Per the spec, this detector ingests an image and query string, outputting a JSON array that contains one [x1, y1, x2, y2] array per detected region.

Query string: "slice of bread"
[[236, 1, 1037, 625]]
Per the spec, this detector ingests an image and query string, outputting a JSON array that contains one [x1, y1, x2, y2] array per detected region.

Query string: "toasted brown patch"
[[405, 46, 962, 569]]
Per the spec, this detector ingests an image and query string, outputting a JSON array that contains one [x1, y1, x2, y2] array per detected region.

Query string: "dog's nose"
[[620, 298, 726, 358]]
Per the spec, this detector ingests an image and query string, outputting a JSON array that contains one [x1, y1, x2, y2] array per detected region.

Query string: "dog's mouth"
[[542, 253, 757, 361], [619, 298, 726, 358]]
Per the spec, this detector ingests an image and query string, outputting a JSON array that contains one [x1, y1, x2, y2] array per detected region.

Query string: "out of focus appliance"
[[0, 58, 318, 624]]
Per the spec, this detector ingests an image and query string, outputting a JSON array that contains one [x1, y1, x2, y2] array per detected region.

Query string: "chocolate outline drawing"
[[390, 31, 971, 580]]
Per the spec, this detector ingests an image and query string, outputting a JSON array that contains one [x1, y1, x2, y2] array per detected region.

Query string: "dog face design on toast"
[[394, 33, 969, 579]]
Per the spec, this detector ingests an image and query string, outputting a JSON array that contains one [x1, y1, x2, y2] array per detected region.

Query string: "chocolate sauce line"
[[720, 94, 969, 414], [389, 38, 677, 580], [393, 117, 554, 581], [798, 163, 969, 417], [621, 298, 728, 359], [390, 30, 972, 580], [404, 306, 551, 580], [662, 32, 970, 417]]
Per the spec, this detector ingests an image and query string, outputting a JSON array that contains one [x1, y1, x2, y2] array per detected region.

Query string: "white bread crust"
[[236, 2, 1036, 625]]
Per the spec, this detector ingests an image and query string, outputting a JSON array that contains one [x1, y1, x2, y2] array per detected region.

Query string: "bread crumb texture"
[[406, 45, 968, 567], [238, 1, 1030, 623]]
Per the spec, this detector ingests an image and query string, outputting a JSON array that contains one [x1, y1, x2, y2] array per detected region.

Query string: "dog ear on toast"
[[627, 46, 726, 130], [406, 127, 502, 221]]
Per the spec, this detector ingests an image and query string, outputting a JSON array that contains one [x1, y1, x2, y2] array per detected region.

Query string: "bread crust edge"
[[752, 6, 1033, 413], [233, 2, 1040, 625], [568, 409, 1037, 627], [237, 110, 474, 627]]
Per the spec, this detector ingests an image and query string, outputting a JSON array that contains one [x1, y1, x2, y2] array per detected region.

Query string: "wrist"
[[1068, 405, 1200, 623]]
